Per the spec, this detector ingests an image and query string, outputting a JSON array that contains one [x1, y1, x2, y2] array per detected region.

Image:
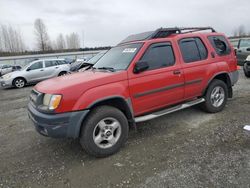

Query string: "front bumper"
[[28, 103, 89, 138], [0, 78, 13, 87]]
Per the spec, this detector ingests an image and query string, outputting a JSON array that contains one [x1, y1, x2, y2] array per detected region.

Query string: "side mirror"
[[26, 68, 31, 71], [134, 60, 149, 74]]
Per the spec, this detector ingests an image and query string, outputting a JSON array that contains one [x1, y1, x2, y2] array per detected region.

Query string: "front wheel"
[[13, 78, 26, 88], [201, 79, 228, 113], [80, 106, 129, 157]]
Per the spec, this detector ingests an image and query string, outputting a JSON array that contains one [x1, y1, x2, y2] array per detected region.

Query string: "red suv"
[[28, 27, 239, 157]]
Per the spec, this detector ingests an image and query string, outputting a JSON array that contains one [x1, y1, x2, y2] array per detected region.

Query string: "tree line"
[[233, 25, 250, 37], [0, 18, 111, 56]]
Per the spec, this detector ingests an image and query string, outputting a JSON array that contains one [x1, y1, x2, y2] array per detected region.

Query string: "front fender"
[[73, 80, 130, 111]]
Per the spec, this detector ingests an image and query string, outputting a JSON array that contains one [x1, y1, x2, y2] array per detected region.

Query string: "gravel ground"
[[0, 70, 249, 188]]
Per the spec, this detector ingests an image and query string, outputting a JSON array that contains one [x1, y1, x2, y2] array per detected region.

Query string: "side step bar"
[[134, 98, 205, 123]]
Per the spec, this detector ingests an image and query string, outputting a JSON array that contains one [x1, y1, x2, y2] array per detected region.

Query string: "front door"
[[128, 42, 185, 116], [26, 61, 44, 82]]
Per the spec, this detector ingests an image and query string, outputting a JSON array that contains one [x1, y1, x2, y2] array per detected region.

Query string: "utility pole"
[[82, 30, 84, 50]]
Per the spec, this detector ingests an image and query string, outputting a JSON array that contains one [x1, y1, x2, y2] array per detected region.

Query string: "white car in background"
[[0, 64, 13, 76], [0, 59, 70, 88]]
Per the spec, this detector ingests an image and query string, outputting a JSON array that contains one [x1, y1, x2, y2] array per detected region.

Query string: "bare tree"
[[66, 32, 80, 49], [0, 24, 25, 53], [0, 29, 3, 52], [56, 33, 66, 50], [238, 25, 246, 36], [34, 18, 50, 51], [233, 25, 248, 37]]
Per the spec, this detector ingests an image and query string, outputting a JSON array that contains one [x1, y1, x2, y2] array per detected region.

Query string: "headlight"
[[3, 74, 11, 79], [43, 94, 62, 110]]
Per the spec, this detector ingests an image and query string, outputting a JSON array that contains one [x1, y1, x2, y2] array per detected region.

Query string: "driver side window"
[[28, 61, 43, 71]]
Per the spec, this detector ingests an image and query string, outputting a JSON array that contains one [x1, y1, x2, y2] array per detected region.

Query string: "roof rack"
[[118, 27, 216, 45], [150, 27, 216, 39]]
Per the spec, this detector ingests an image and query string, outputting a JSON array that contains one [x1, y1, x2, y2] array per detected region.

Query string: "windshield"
[[239, 39, 250, 48], [22, 63, 31, 70], [88, 52, 106, 65], [93, 43, 143, 71]]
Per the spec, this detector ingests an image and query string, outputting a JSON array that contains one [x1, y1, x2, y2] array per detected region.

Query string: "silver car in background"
[[0, 64, 13, 76], [0, 59, 70, 88]]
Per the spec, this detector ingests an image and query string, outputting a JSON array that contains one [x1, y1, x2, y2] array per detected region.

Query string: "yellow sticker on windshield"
[[122, 48, 137, 53]]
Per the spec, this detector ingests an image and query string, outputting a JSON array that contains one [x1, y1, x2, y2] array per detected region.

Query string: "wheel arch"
[[203, 72, 233, 98], [88, 96, 134, 123], [12, 76, 27, 86], [58, 71, 67, 76], [78, 96, 134, 138]]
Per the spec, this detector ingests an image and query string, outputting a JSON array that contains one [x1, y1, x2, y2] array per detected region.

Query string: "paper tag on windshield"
[[123, 48, 137, 53]]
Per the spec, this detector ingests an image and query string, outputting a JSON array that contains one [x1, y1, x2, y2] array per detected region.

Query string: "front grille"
[[30, 89, 43, 106]]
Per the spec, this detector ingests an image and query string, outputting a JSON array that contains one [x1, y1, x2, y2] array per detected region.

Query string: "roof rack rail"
[[118, 27, 216, 45], [150, 27, 216, 39]]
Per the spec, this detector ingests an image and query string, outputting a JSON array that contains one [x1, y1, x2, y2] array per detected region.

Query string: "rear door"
[[128, 41, 185, 116], [44, 60, 59, 78], [178, 36, 217, 99]]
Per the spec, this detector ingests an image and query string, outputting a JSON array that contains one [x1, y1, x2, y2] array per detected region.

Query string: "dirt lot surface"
[[0, 70, 250, 188]]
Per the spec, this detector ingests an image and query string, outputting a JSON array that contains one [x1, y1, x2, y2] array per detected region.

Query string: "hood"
[[35, 70, 128, 94], [2, 70, 23, 78]]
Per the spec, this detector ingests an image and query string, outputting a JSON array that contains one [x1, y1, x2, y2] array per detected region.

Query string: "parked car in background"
[[229, 37, 250, 65], [28, 27, 238, 157], [0, 64, 23, 76], [0, 59, 70, 88], [70, 51, 107, 72], [12, 65, 22, 72], [0, 64, 13, 76], [243, 55, 250, 77]]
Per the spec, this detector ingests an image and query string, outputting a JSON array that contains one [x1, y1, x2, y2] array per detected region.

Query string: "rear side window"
[[45, 61, 57, 67], [179, 38, 208, 63], [140, 42, 175, 70], [208, 36, 231, 56], [57, 60, 66, 65]]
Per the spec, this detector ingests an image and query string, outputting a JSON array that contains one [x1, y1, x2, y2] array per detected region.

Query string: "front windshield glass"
[[240, 39, 250, 48], [22, 63, 31, 70], [93, 43, 143, 71]]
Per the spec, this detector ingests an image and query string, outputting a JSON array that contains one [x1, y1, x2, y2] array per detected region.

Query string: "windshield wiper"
[[96, 67, 116, 72]]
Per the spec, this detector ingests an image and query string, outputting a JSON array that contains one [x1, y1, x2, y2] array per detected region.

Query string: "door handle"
[[40, 69, 44, 71], [55, 67, 59, 69], [173, 70, 181, 75]]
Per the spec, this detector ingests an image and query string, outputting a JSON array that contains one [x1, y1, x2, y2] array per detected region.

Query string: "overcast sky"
[[0, 0, 249, 49]]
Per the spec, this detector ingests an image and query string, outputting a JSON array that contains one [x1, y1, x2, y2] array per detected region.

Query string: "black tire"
[[13, 78, 26, 88], [80, 106, 129, 158], [244, 70, 250, 78], [201, 79, 228, 113], [58, 71, 67, 76]]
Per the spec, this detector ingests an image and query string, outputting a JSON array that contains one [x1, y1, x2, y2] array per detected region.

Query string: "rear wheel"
[[201, 79, 228, 113], [244, 69, 250, 78], [80, 106, 129, 158], [58, 71, 67, 76], [13, 78, 26, 88]]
